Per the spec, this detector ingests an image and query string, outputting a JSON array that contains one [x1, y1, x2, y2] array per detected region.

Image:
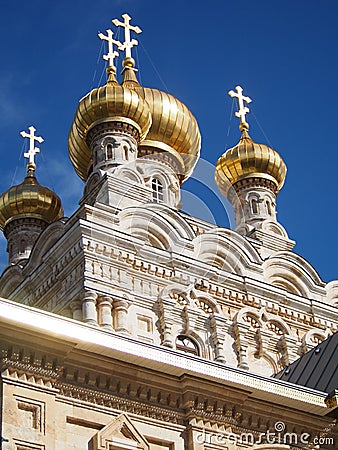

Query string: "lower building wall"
[[1, 379, 186, 450]]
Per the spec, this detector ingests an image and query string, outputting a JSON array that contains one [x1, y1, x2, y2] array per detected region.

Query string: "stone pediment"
[[93, 413, 150, 449]]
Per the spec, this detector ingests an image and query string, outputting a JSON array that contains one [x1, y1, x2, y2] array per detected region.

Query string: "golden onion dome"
[[68, 68, 152, 181], [0, 169, 64, 231], [137, 87, 201, 180], [122, 62, 201, 181], [215, 126, 287, 197]]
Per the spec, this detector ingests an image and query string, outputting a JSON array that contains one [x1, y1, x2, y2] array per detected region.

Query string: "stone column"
[[81, 290, 98, 325], [97, 295, 113, 330], [283, 334, 299, 365], [210, 313, 228, 363], [113, 297, 130, 334], [234, 322, 250, 370], [158, 297, 176, 348], [70, 299, 82, 321]]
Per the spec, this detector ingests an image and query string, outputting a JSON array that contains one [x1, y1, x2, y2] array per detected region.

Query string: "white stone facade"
[[0, 160, 336, 380]]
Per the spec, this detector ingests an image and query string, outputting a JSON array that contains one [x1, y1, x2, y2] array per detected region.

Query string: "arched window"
[[251, 198, 258, 214], [176, 335, 199, 356], [152, 177, 164, 202]]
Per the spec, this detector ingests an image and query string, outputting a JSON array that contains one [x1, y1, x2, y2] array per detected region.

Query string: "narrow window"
[[251, 198, 258, 214], [176, 335, 199, 356], [106, 143, 113, 159], [20, 240, 25, 254], [124, 145, 129, 160], [266, 200, 272, 215], [152, 177, 164, 202]]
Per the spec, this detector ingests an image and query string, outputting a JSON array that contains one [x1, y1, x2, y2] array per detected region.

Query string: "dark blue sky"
[[0, 0, 337, 282]]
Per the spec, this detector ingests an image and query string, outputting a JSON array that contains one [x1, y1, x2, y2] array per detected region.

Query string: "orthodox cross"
[[112, 13, 142, 59], [98, 29, 121, 67], [20, 126, 44, 167], [228, 85, 252, 125]]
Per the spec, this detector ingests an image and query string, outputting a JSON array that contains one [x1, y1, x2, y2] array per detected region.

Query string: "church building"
[[0, 13, 337, 450]]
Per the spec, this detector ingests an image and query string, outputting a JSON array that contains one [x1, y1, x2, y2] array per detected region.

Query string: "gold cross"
[[228, 85, 252, 127], [98, 29, 121, 67], [112, 13, 142, 59]]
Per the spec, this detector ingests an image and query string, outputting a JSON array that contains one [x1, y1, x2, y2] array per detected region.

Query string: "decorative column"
[[81, 290, 98, 325], [158, 297, 176, 348], [283, 334, 300, 366], [210, 313, 228, 363], [113, 297, 130, 334], [183, 306, 200, 335], [97, 295, 114, 330], [70, 299, 82, 321], [234, 322, 250, 370]]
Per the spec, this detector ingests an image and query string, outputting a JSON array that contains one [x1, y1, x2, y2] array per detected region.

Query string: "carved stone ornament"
[[92, 413, 150, 449]]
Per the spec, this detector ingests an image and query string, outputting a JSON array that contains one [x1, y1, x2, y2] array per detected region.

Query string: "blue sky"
[[0, 0, 337, 282]]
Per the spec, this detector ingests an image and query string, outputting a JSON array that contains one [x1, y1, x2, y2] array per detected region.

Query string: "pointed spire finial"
[[228, 85, 252, 131], [112, 13, 142, 66], [20, 126, 44, 171]]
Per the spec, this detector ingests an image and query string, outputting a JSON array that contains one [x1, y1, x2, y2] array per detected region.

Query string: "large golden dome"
[[122, 64, 201, 181], [68, 69, 152, 181], [215, 127, 286, 196], [0, 169, 64, 230], [136, 87, 201, 180]]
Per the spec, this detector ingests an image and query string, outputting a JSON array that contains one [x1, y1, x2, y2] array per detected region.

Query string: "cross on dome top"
[[228, 85, 252, 131], [21, 126, 44, 171], [98, 29, 121, 68], [112, 13, 142, 61]]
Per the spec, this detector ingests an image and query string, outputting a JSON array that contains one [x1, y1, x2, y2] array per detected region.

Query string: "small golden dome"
[[0, 170, 64, 230], [68, 70, 152, 181], [215, 127, 287, 196], [136, 87, 201, 181]]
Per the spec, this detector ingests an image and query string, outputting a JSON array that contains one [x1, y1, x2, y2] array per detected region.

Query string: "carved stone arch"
[[160, 283, 192, 306], [260, 311, 298, 369], [267, 275, 304, 296], [235, 307, 262, 329], [118, 204, 195, 252], [194, 228, 262, 276], [302, 328, 328, 353], [114, 165, 145, 184], [157, 284, 193, 348], [263, 313, 291, 336], [264, 251, 325, 298], [24, 220, 65, 272], [0, 264, 23, 298], [326, 280, 338, 307], [92, 413, 150, 449], [247, 348, 278, 375], [193, 293, 221, 314], [175, 328, 205, 358], [261, 220, 288, 238], [233, 307, 262, 370], [83, 171, 102, 197]]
